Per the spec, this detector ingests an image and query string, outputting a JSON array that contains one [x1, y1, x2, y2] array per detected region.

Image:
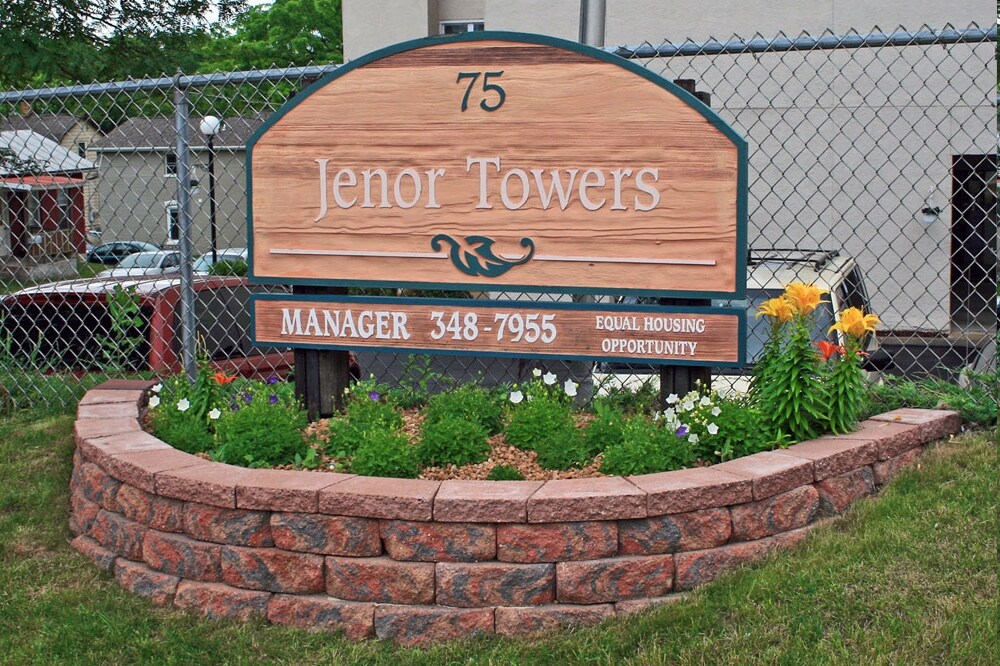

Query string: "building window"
[[57, 190, 73, 230], [440, 20, 484, 35], [77, 142, 87, 157], [164, 153, 177, 176], [165, 201, 180, 243]]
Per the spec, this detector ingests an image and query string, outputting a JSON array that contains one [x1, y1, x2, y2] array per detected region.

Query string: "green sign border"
[[246, 30, 748, 300]]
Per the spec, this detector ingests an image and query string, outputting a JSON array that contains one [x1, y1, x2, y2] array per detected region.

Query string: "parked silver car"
[[97, 251, 181, 278]]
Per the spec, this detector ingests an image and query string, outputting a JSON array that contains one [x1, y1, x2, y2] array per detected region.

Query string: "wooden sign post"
[[246, 32, 748, 416]]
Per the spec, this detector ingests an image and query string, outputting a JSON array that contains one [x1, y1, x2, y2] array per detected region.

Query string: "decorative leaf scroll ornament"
[[431, 234, 535, 277]]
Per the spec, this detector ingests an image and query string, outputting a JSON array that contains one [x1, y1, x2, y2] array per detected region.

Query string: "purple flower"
[[368, 390, 380, 402], [268, 394, 279, 405], [230, 403, 239, 412], [267, 376, 279, 385], [675, 425, 689, 437], [242, 392, 253, 404]]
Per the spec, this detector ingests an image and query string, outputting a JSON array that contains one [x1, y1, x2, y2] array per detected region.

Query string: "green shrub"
[[504, 394, 587, 470], [418, 416, 491, 467], [208, 259, 248, 276], [487, 464, 524, 481], [600, 415, 696, 476], [424, 384, 503, 434], [213, 396, 311, 467], [148, 408, 214, 454], [864, 373, 997, 426], [704, 398, 779, 462], [350, 430, 419, 478], [581, 402, 626, 457], [593, 377, 660, 415]]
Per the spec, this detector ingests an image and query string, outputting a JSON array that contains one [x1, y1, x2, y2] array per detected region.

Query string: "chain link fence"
[[0, 24, 995, 411]]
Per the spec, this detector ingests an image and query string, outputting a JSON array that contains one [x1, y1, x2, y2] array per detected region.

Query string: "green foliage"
[[824, 345, 867, 434], [324, 378, 405, 458], [98, 285, 145, 371], [864, 373, 998, 426], [148, 408, 214, 454], [349, 429, 419, 479], [423, 384, 503, 435], [593, 377, 660, 415], [487, 464, 524, 481], [504, 392, 587, 470], [582, 402, 626, 457], [213, 392, 310, 467], [703, 398, 780, 462], [208, 259, 248, 276], [417, 416, 490, 467], [600, 415, 696, 476], [388, 354, 454, 409], [755, 318, 826, 440]]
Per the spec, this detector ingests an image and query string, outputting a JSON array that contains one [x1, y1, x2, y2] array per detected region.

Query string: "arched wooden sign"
[[247, 31, 747, 298]]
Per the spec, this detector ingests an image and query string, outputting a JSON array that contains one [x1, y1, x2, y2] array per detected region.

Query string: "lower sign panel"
[[252, 295, 746, 366]]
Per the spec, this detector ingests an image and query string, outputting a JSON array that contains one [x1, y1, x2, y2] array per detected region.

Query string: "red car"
[[2, 275, 294, 378]]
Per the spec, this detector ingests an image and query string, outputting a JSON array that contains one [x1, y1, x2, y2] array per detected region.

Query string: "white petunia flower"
[[148, 395, 160, 408], [663, 408, 676, 421], [652, 411, 661, 421], [681, 400, 695, 412], [509, 390, 524, 404], [666, 393, 679, 404], [707, 423, 719, 435], [711, 406, 722, 417], [688, 433, 700, 444], [151, 383, 162, 393], [532, 368, 542, 377], [563, 379, 578, 397], [700, 396, 712, 406], [176, 398, 190, 412], [543, 372, 557, 386], [208, 408, 221, 420]]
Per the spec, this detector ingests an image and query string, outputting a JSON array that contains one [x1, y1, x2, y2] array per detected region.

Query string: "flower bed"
[[70, 380, 962, 646]]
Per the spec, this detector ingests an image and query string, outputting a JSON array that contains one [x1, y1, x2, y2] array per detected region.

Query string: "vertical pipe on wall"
[[579, 0, 606, 47], [172, 73, 198, 382]]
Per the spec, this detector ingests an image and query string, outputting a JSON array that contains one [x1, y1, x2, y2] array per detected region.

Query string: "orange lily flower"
[[783, 282, 829, 316], [211, 371, 237, 385], [816, 340, 845, 361]]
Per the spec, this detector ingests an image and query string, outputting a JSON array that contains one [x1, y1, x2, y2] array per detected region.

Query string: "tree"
[[198, 0, 342, 71], [0, 1, 245, 87]]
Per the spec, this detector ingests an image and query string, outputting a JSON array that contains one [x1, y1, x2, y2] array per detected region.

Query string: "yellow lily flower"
[[755, 296, 795, 322], [784, 282, 829, 316], [830, 306, 880, 338]]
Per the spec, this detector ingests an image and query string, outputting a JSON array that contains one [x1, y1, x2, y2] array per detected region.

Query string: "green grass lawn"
[[0, 411, 995, 665]]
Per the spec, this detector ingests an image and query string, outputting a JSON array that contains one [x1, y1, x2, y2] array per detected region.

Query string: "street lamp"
[[199, 115, 223, 264]]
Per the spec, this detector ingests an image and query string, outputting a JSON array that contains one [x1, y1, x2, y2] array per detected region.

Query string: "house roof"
[[91, 115, 266, 151], [0, 130, 98, 177], [0, 114, 89, 143], [0, 175, 88, 191]]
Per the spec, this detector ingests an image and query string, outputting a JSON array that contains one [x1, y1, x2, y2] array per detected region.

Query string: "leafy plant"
[[213, 394, 311, 466], [97, 285, 145, 371], [600, 415, 696, 476], [423, 384, 503, 435], [593, 377, 660, 415], [349, 429, 419, 478], [417, 416, 490, 467], [208, 258, 248, 276], [582, 402, 626, 457], [487, 464, 524, 481]]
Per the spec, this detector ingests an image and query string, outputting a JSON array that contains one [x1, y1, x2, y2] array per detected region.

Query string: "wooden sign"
[[247, 31, 747, 298], [252, 295, 745, 366]]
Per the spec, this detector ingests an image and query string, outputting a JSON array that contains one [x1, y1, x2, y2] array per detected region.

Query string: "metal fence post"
[[172, 72, 198, 382]]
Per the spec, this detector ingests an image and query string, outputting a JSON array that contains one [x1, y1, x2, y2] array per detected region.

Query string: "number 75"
[[456, 71, 506, 112]]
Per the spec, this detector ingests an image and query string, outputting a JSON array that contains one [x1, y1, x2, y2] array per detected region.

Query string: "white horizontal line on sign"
[[270, 248, 716, 266]]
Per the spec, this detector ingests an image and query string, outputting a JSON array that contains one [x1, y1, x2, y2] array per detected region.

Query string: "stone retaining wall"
[[70, 380, 963, 646]]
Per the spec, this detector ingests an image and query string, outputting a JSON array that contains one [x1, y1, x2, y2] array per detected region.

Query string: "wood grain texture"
[[254, 298, 742, 364], [251, 39, 741, 294]]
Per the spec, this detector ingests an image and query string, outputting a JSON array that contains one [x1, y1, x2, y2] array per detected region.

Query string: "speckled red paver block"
[[436, 561, 556, 607], [556, 554, 674, 603], [615, 593, 689, 615], [236, 468, 352, 512], [75, 417, 144, 444], [271, 512, 381, 556], [496, 521, 618, 563], [628, 467, 752, 515], [88, 509, 146, 560], [183, 503, 273, 547], [729, 485, 819, 541], [433, 479, 544, 522], [618, 507, 732, 555], [779, 435, 877, 480], [874, 447, 924, 485], [713, 450, 814, 500], [77, 401, 141, 421], [374, 605, 494, 646], [220, 546, 325, 594], [495, 604, 614, 636], [325, 556, 435, 604], [381, 520, 496, 562], [815, 466, 876, 515], [318, 476, 439, 521], [848, 419, 928, 459], [114, 558, 179, 605], [71, 535, 116, 571], [156, 462, 252, 508], [78, 431, 171, 468], [267, 594, 375, 640], [142, 529, 223, 582], [868, 409, 963, 441], [115, 484, 185, 532], [79, 389, 146, 406], [76, 461, 121, 510], [174, 580, 271, 621], [101, 448, 204, 493], [527, 477, 646, 522], [674, 539, 774, 591]]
